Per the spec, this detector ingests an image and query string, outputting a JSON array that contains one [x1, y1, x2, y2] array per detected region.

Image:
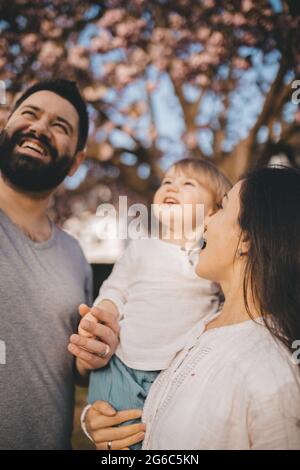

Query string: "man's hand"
[[85, 401, 146, 450], [68, 304, 120, 374]]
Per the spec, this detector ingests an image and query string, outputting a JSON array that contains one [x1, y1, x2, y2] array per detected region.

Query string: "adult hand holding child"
[[84, 401, 145, 450], [68, 303, 120, 374]]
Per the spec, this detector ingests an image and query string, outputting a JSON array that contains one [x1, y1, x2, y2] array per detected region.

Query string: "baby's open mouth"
[[163, 197, 180, 205], [18, 138, 48, 157]]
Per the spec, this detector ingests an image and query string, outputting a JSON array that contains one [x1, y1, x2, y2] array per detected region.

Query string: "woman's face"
[[196, 181, 243, 282]]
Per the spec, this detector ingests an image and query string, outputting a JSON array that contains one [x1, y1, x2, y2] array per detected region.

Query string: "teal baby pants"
[[88, 355, 160, 450]]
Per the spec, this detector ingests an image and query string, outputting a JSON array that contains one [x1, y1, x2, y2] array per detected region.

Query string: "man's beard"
[[0, 129, 75, 193]]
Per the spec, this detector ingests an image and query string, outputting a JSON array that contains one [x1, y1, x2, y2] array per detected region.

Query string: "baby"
[[78, 158, 231, 449]]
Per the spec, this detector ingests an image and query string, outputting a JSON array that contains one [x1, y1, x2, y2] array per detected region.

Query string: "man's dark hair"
[[12, 79, 89, 152]]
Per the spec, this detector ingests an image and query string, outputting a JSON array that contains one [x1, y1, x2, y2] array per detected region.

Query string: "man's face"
[[0, 90, 81, 193]]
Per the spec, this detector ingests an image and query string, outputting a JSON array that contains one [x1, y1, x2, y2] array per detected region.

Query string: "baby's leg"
[[88, 355, 160, 450]]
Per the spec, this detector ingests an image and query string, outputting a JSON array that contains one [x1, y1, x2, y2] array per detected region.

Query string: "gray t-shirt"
[[0, 209, 93, 449]]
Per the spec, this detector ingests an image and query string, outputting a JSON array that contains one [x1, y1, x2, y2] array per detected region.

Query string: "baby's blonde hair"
[[168, 158, 232, 210]]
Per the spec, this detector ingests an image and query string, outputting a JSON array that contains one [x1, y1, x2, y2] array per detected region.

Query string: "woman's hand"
[[85, 400, 146, 450]]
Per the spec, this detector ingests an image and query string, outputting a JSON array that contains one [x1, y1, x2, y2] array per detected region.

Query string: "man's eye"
[[53, 123, 68, 134], [22, 110, 36, 117], [184, 181, 195, 186], [162, 180, 171, 185]]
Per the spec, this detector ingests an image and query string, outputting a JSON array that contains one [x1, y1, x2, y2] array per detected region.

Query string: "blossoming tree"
[[0, 0, 299, 207]]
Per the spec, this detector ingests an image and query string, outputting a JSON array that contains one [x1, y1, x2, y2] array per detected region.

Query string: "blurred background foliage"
[[0, 0, 299, 227]]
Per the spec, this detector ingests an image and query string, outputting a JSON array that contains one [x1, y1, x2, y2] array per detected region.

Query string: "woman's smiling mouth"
[[199, 237, 207, 250]]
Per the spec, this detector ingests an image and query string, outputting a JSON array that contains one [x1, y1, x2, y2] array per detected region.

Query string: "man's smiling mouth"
[[18, 138, 48, 157]]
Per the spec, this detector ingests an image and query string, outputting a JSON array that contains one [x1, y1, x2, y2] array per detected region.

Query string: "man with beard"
[[0, 79, 119, 449]]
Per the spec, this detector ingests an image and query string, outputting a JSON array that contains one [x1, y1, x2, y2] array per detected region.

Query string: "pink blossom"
[[262, 8, 273, 17], [189, 52, 212, 68], [170, 59, 187, 81], [102, 121, 116, 134], [98, 9, 126, 29], [21, 34, 39, 53], [112, 37, 126, 49], [115, 64, 138, 86], [152, 28, 174, 45], [177, 29, 192, 42], [41, 20, 62, 39], [168, 12, 185, 30], [90, 30, 113, 53], [294, 110, 300, 123], [183, 132, 198, 150], [194, 74, 209, 87], [83, 86, 107, 102], [68, 46, 89, 70], [145, 81, 157, 93], [130, 48, 148, 68], [149, 124, 157, 141], [0, 57, 7, 68], [102, 63, 116, 76], [208, 31, 224, 46], [232, 13, 247, 27], [177, 0, 190, 6], [220, 12, 231, 25], [122, 124, 135, 137], [153, 57, 169, 72], [98, 142, 114, 161], [243, 32, 257, 46], [116, 20, 145, 40], [242, 0, 254, 13], [233, 57, 250, 70], [38, 41, 63, 67], [132, 0, 145, 6], [128, 101, 147, 118], [202, 0, 216, 7], [149, 44, 170, 62], [196, 27, 211, 41]]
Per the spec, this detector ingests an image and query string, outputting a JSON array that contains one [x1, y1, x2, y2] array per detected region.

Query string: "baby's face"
[[153, 166, 214, 239], [153, 166, 213, 213]]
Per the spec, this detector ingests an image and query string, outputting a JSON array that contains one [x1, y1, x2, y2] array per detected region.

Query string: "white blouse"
[[95, 238, 220, 370], [142, 319, 300, 450]]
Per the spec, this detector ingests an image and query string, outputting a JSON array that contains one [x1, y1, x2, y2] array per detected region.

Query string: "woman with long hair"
[[83, 166, 300, 450]]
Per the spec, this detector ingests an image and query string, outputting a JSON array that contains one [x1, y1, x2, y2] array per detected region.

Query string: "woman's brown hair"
[[239, 166, 300, 368]]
